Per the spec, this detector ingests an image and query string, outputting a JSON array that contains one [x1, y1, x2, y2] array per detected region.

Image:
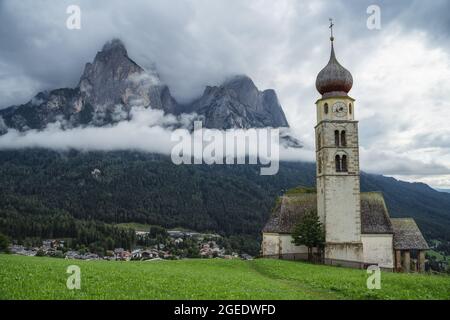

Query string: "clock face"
[[332, 102, 347, 117]]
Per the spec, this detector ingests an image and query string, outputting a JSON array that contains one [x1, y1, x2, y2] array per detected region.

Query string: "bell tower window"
[[349, 103, 352, 114], [334, 130, 339, 146], [335, 154, 348, 173], [342, 155, 348, 172], [341, 131, 347, 146], [324, 103, 329, 114], [335, 155, 341, 172]]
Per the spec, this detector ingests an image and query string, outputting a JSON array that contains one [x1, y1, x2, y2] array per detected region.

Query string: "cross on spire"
[[329, 18, 334, 42]]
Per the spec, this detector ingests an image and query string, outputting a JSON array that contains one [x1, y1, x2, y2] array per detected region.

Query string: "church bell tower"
[[315, 20, 363, 263]]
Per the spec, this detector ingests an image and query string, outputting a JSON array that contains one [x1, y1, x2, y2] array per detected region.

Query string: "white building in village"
[[262, 25, 429, 272]]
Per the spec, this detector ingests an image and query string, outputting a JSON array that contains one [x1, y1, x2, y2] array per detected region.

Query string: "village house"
[[199, 241, 225, 258], [114, 248, 132, 261]]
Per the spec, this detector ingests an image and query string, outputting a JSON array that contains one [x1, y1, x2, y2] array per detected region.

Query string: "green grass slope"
[[0, 255, 449, 300]]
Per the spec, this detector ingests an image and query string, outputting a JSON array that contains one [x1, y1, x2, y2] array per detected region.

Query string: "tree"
[[0, 233, 10, 253], [148, 226, 168, 239], [291, 210, 325, 261]]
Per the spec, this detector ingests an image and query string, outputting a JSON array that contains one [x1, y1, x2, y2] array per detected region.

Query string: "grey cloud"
[[412, 131, 450, 150], [1, 0, 449, 109], [361, 148, 450, 176]]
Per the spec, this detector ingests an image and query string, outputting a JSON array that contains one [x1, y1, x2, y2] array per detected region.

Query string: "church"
[[261, 25, 429, 272]]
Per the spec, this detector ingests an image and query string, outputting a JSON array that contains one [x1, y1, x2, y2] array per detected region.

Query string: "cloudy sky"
[[1, 0, 450, 187]]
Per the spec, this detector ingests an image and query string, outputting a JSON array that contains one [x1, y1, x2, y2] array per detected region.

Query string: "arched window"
[[324, 103, 329, 114], [335, 155, 341, 172], [342, 155, 348, 172], [317, 132, 321, 149], [341, 131, 347, 147], [334, 130, 340, 146], [349, 103, 352, 114]]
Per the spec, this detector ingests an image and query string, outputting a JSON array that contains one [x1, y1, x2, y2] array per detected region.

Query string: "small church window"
[[349, 103, 352, 114], [334, 130, 340, 146], [342, 155, 348, 172], [335, 155, 341, 172], [324, 103, 329, 114], [318, 132, 321, 149], [341, 131, 347, 147]]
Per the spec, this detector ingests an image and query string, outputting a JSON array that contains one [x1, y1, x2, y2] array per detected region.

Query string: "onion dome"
[[316, 39, 353, 97]]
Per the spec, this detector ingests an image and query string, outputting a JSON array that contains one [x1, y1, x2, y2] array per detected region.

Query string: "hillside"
[[360, 173, 450, 242], [1, 149, 449, 253], [0, 255, 448, 300]]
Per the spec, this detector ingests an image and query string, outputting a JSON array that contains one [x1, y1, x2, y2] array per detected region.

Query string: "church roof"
[[263, 189, 429, 251], [262, 191, 317, 234], [262, 190, 393, 234], [391, 218, 429, 250], [360, 192, 393, 234]]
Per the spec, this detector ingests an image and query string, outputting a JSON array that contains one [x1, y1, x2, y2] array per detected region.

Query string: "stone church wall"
[[361, 234, 394, 269], [262, 233, 280, 256], [323, 175, 361, 243], [262, 233, 309, 257], [324, 242, 363, 263], [279, 234, 309, 254]]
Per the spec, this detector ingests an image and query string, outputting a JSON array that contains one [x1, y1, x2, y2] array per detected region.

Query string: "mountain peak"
[[77, 38, 148, 111], [223, 74, 256, 89], [188, 74, 289, 129], [101, 39, 127, 55]]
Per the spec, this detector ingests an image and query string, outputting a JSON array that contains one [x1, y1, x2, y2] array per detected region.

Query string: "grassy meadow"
[[0, 254, 449, 300]]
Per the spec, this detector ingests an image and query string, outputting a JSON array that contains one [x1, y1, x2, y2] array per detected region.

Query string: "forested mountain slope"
[[1, 150, 448, 245]]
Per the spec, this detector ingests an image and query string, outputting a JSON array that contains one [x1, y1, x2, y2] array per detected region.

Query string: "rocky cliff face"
[[186, 75, 289, 129], [0, 40, 290, 133], [0, 39, 178, 131], [78, 39, 179, 120]]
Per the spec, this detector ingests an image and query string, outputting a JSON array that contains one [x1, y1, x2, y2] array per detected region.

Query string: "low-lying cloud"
[[0, 107, 312, 166]]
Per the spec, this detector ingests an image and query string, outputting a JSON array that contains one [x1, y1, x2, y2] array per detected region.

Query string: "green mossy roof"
[[391, 218, 429, 250], [360, 192, 394, 234], [263, 189, 428, 250]]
